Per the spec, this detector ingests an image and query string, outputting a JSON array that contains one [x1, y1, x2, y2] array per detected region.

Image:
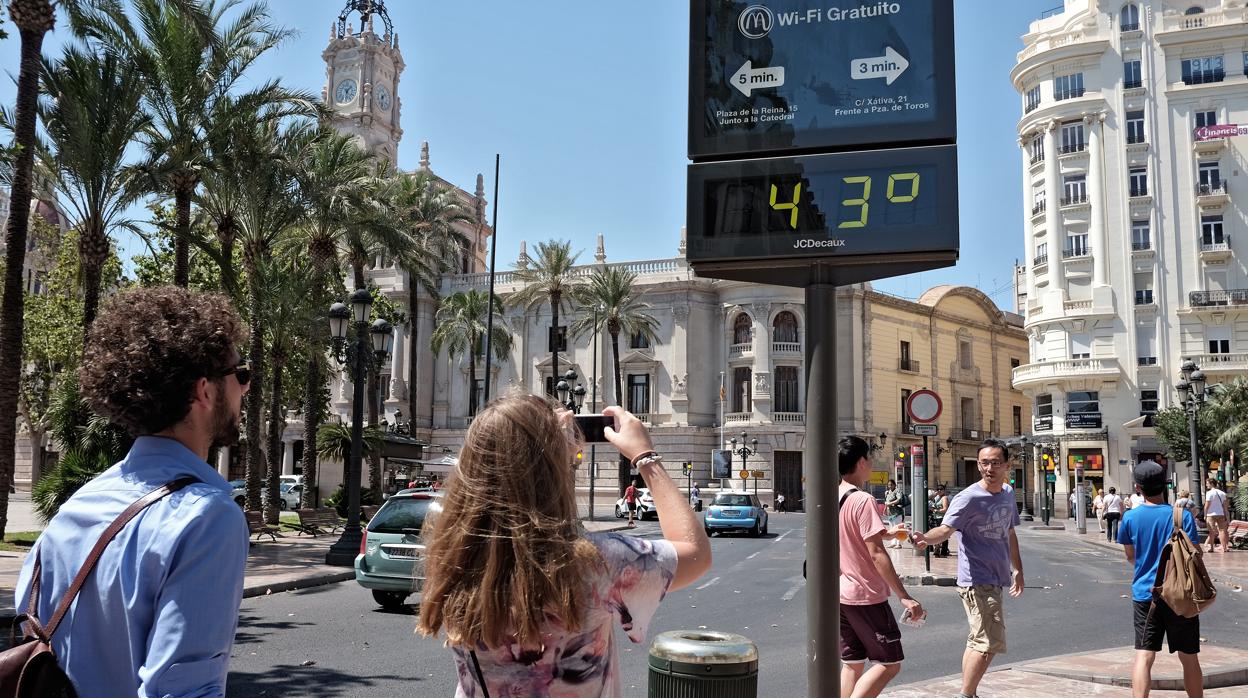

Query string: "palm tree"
[[38, 45, 148, 333], [569, 266, 658, 493], [75, 0, 300, 286], [509, 241, 584, 398], [0, 0, 56, 539], [1207, 378, 1248, 457], [430, 290, 513, 417]]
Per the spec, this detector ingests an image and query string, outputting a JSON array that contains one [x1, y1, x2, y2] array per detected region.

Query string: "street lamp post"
[[730, 432, 757, 492], [1019, 436, 1032, 521], [556, 368, 587, 414], [1177, 359, 1209, 516], [325, 289, 394, 567]]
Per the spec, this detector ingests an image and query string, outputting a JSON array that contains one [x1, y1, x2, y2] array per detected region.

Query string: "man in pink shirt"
[[839, 435, 926, 698]]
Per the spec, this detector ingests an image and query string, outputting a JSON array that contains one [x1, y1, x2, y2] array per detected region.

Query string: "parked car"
[[705, 492, 768, 536], [228, 479, 246, 507], [279, 483, 303, 510], [355, 490, 444, 609], [280, 474, 302, 488], [615, 487, 657, 520]]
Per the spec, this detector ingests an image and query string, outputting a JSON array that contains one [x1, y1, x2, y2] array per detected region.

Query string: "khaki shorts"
[[958, 584, 1007, 654], [1207, 514, 1227, 531]]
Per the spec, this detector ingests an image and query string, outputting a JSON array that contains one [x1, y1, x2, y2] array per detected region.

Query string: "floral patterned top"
[[449, 532, 678, 698]]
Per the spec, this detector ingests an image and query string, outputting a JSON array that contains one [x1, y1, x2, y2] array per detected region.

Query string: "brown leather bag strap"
[[1173, 504, 1184, 531], [41, 476, 198, 638]]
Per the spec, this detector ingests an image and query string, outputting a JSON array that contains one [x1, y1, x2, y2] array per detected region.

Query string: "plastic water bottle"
[[899, 608, 926, 628]]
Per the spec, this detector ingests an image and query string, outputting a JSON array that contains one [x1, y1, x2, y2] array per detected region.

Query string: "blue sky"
[[1, 0, 1055, 306]]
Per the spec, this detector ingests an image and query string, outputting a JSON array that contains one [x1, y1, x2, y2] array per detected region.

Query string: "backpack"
[[1151, 505, 1217, 619], [0, 477, 196, 698], [897, 491, 910, 509]]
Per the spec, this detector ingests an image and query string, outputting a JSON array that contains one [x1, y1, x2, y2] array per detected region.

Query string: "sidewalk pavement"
[[884, 645, 1248, 696], [0, 517, 631, 622], [887, 541, 959, 586], [1026, 519, 1248, 589]]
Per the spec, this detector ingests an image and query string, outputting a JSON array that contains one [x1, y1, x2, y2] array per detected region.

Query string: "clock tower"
[[323, 0, 403, 163]]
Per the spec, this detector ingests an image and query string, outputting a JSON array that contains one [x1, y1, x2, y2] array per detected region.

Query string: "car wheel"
[[372, 590, 408, 610], [279, 499, 288, 510], [615, 504, 624, 519], [750, 521, 760, 537], [705, 528, 714, 537], [234, 496, 245, 507], [763, 518, 769, 536]]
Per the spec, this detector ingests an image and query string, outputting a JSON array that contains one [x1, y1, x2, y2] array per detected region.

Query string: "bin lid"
[[649, 630, 758, 665]]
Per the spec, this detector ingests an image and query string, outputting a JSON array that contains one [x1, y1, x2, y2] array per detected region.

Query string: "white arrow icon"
[[731, 60, 786, 97], [850, 46, 910, 86]]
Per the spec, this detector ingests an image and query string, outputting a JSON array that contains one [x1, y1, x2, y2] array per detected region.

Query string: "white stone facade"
[[1011, 0, 1248, 501]]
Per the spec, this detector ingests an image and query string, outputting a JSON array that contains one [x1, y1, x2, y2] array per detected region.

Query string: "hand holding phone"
[[574, 414, 614, 443]]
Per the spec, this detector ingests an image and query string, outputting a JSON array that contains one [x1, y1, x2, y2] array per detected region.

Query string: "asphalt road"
[[226, 513, 1248, 697]]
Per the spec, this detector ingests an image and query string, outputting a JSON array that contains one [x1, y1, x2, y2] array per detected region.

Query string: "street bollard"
[[647, 630, 758, 698]]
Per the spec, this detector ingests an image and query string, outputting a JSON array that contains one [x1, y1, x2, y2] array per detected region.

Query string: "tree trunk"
[[300, 351, 321, 508], [173, 186, 192, 287], [367, 367, 382, 497], [264, 351, 285, 525], [468, 331, 479, 416], [408, 286, 420, 432], [549, 291, 561, 398], [0, 17, 51, 540], [611, 329, 628, 496], [79, 224, 108, 336], [244, 266, 266, 511], [214, 216, 237, 298]]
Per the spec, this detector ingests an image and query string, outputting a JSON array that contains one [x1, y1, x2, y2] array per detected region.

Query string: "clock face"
[[334, 79, 358, 105], [376, 85, 391, 111]]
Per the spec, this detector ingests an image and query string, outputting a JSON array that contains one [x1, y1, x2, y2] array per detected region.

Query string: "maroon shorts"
[[840, 601, 904, 664]]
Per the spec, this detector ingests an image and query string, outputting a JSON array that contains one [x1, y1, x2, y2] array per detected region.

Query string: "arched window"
[[629, 331, 650, 349], [772, 311, 799, 343], [733, 314, 753, 344], [1119, 4, 1139, 31], [1184, 6, 1204, 14]]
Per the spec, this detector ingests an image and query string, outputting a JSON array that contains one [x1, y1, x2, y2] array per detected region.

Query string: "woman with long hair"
[[417, 395, 712, 696]]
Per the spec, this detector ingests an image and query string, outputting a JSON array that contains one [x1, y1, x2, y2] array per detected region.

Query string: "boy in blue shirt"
[[1117, 460, 1202, 698]]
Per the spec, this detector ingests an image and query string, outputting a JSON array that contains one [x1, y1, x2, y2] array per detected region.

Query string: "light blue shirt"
[[15, 436, 249, 698]]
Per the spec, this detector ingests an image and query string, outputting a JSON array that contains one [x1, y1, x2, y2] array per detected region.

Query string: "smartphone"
[[574, 414, 614, 443]]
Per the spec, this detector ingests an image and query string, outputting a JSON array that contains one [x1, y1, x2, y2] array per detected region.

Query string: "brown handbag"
[[0, 477, 197, 698]]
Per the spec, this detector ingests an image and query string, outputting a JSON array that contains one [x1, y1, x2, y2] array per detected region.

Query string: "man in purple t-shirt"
[[915, 439, 1024, 698]]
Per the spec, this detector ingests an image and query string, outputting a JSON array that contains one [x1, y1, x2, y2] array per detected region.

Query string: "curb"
[[900, 573, 957, 586], [242, 571, 356, 599], [1031, 526, 1248, 590]]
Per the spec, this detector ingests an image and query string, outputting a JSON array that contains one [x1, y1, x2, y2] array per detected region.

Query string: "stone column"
[[1043, 121, 1067, 292], [751, 304, 772, 421], [217, 445, 231, 479], [389, 328, 406, 400], [1019, 135, 1037, 303], [282, 440, 295, 476], [1086, 112, 1108, 287]]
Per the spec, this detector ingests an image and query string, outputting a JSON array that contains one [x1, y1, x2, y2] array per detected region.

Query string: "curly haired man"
[[15, 286, 251, 698]]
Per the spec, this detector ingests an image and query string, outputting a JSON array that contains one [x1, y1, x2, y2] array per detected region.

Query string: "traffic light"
[[682, 462, 692, 476], [576, 450, 583, 463], [896, 449, 907, 461], [1009, 476, 1016, 486]]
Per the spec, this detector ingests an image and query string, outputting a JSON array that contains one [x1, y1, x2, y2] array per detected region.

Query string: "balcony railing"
[[1129, 185, 1149, 198], [1120, 22, 1140, 32], [1029, 153, 1044, 165], [1197, 181, 1229, 196], [1031, 201, 1046, 215], [1183, 71, 1225, 86], [1055, 88, 1086, 101], [724, 412, 752, 424], [1124, 78, 1143, 89], [1184, 353, 1248, 373], [1135, 290, 1154, 305], [1137, 356, 1158, 366], [1126, 133, 1147, 145], [1200, 240, 1231, 255], [1013, 357, 1122, 388], [728, 342, 753, 359], [1063, 246, 1091, 259], [1060, 193, 1088, 206], [1033, 254, 1049, 267], [1132, 240, 1152, 251], [898, 358, 921, 373], [1189, 289, 1248, 307], [772, 341, 801, 355], [1059, 143, 1086, 154], [773, 412, 805, 425]]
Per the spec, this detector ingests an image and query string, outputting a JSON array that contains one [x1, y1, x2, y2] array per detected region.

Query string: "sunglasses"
[[218, 364, 251, 386]]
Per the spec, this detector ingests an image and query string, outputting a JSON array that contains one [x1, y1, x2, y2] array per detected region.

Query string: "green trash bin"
[[647, 630, 758, 698]]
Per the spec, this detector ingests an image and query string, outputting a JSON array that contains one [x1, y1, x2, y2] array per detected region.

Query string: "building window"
[[1137, 324, 1157, 365], [1182, 56, 1224, 85], [1063, 175, 1087, 204], [1065, 233, 1089, 258], [1201, 215, 1225, 245], [732, 367, 751, 413], [1068, 391, 1100, 414], [1035, 241, 1048, 265], [1054, 72, 1084, 100], [1124, 59, 1142, 88], [1070, 333, 1091, 360], [1198, 162, 1221, 192], [1035, 394, 1053, 430], [1131, 220, 1151, 250], [1207, 325, 1231, 354], [774, 366, 799, 413], [1012, 405, 1023, 436], [1060, 121, 1085, 153], [1129, 168, 1148, 197], [899, 340, 913, 371], [1030, 134, 1044, 164], [1134, 270, 1153, 305], [1125, 110, 1145, 143], [627, 374, 650, 414], [1195, 110, 1217, 129], [1024, 85, 1041, 113], [1140, 389, 1158, 417], [1120, 3, 1139, 31], [1244, 52, 1248, 77], [733, 314, 752, 345], [772, 311, 799, 343], [629, 331, 651, 349], [958, 340, 972, 370], [1010, 357, 1020, 369], [901, 388, 913, 431]]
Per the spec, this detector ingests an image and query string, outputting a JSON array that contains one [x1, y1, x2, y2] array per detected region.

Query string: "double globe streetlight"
[[730, 432, 758, 494], [1176, 359, 1208, 517], [555, 368, 588, 414], [325, 288, 394, 567]]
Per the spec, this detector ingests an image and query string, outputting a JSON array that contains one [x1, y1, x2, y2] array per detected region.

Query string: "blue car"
[[705, 492, 768, 537]]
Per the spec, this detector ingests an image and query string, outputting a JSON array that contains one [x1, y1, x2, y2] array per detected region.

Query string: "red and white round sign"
[[906, 389, 943, 424]]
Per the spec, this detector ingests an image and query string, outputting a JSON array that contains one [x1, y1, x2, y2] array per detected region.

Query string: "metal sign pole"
[[805, 276, 839, 698], [923, 435, 931, 572]]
